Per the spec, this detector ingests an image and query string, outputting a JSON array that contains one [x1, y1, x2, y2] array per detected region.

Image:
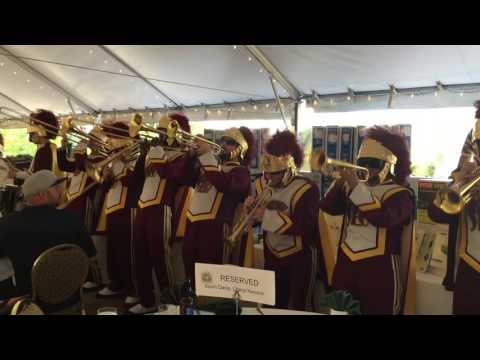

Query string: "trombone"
[[227, 181, 273, 245], [310, 149, 370, 182], [167, 120, 223, 155], [85, 142, 140, 183], [433, 166, 480, 215]]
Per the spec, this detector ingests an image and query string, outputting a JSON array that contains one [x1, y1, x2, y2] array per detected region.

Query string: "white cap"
[[21, 170, 66, 198]]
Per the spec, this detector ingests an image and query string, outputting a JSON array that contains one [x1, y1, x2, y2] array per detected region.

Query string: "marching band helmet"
[[158, 112, 191, 133], [262, 130, 304, 187], [220, 126, 256, 164], [28, 109, 59, 140], [357, 126, 411, 185]]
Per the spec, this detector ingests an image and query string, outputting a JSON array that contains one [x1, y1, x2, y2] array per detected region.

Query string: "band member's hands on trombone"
[[338, 168, 360, 190]]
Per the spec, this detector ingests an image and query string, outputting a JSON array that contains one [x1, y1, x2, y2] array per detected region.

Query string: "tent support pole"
[[98, 45, 179, 108], [243, 45, 302, 101]]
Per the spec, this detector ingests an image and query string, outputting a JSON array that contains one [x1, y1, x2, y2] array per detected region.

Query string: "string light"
[[26, 79, 30, 83], [347, 96, 351, 101], [410, 93, 415, 99], [253, 104, 258, 110], [265, 103, 270, 108], [217, 110, 222, 115], [13, 71, 16, 75], [0, 62, 4, 67], [194, 108, 198, 112], [434, 91, 438, 97], [233, 45, 237, 50], [248, 57, 252, 61], [104, 60, 109, 64], [89, 49, 94, 54], [259, 68, 263, 73], [460, 91, 464, 97], [39, 86, 44, 90], [367, 95, 372, 101], [330, 98, 334, 105], [313, 100, 318, 106], [119, 69, 123, 73], [241, 106, 246, 111]]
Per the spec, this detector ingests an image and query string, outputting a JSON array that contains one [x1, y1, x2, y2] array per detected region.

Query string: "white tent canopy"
[[1, 45, 480, 123]]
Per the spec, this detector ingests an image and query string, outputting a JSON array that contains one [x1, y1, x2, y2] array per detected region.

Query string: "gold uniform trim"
[[176, 187, 193, 238], [357, 195, 382, 212], [291, 183, 312, 209], [382, 187, 408, 201], [266, 235, 303, 258], [186, 192, 224, 222], [203, 165, 221, 172], [104, 186, 128, 215], [276, 211, 293, 234], [318, 210, 336, 286], [138, 179, 167, 209], [66, 173, 88, 202], [340, 227, 387, 261], [255, 178, 264, 196]]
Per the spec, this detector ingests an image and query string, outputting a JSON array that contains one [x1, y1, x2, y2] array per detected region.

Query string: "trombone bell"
[[310, 149, 370, 182]]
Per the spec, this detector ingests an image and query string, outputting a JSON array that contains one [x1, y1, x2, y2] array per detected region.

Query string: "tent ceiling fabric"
[[1, 45, 480, 118], [260, 45, 480, 94]]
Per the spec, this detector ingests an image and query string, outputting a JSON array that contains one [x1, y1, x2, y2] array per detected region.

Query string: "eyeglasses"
[[357, 157, 385, 169]]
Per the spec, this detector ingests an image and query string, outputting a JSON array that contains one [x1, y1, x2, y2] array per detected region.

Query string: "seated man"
[[0, 170, 96, 311]]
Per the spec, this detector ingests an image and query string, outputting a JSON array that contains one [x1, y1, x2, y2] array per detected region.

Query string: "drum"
[[0, 185, 20, 216]]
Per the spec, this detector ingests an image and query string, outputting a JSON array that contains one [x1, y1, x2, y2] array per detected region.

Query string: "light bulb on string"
[[367, 95, 372, 101], [265, 103, 270, 108], [119, 69, 123, 73], [89, 49, 94, 54], [217, 110, 222, 115], [233, 45, 237, 50], [253, 104, 258, 110], [259, 68, 263, 73], [241, 106, 246, 111], [248, 57, 252, 61], [13, 71, 16, 76], [104, 60, 109, 64], [0, 62, 4, 67], [410, 93, 415, 99], [460, 91, 464, 97], [194, 108, 198, 112], [313, 100, 318, 106], [26, 79, 30, 84], [434, 91, 438, 97], [347, 96, 351, 102]]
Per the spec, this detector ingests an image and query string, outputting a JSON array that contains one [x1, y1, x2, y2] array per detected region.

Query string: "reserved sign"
[[195, 263, 275, 306]]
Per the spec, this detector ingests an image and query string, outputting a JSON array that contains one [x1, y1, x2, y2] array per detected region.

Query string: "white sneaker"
[[128, 303, 157, 315], [124, 296, 140, 305], [82, 281, 98, 289], [98, 287, 123, 297]]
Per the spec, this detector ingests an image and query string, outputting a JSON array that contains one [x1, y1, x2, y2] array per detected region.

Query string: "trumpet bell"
[[433, 188, 465, 215]]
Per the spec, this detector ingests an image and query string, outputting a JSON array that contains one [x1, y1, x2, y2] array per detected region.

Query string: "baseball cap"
[[21, 170, 66, 198]]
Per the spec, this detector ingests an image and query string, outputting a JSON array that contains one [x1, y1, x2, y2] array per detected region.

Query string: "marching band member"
[[128, 113, 192, 315], [428, 101, 480, 314], [56, 130, 109, 291], [96, 122, 146, 306], [319, 126, 415, 315], [26, 109, 65, 177], [182, 126, 255, 285], [248, 130, 322, 311]]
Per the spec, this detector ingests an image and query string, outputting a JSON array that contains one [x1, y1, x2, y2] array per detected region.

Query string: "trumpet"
[[227, 182, 273, 245], [433, 167, 480, 215], [310, 149, 370, 182], [85, 143, 140, 183]]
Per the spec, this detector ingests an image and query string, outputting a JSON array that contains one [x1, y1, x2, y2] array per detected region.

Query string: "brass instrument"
[[59, 117, 113, 156], [433, 167, 480, 215], [227, 182, 273, 245], [310, 149, 370, 182], [167, 120, 223, 155], [85, 143, 140, 183], [128, 113, 169, 139]]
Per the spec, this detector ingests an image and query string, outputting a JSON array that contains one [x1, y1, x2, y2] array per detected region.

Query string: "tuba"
[[433, 167, 480, 215], [310, 149, 370, 182]]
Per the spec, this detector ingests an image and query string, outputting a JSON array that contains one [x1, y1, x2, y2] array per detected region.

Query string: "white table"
[[148, 305, 324, 315]]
